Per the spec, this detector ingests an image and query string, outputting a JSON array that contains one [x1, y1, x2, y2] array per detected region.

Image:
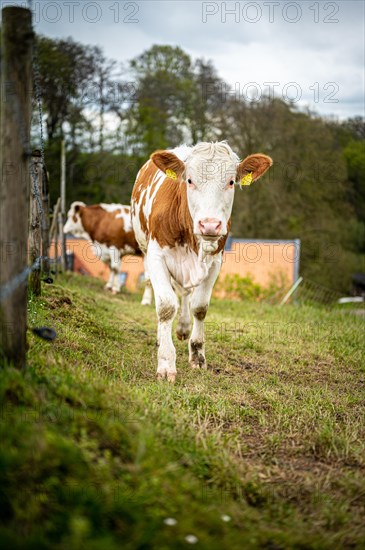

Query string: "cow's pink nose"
[[198, 218, 222, 236]]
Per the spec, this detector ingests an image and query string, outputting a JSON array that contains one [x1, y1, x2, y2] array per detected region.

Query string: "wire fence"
[[0, 4, 50, 305], [0, 258, 42, 303], [0, 1, 59, 354], [295, 278, 344, 307], [0, 3, 58, 350], [266, 276, 346, 308]]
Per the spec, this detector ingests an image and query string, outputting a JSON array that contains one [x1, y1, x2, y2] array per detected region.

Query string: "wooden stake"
[[28, 151, 42, 295], [41, 168, 50, 275], [50, 198, 61, 276], [60, 139, 67, 270], [0, 7, 33, 368]]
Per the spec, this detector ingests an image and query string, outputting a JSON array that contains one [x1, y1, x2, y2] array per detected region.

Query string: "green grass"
[[1, 273, 364, 549]]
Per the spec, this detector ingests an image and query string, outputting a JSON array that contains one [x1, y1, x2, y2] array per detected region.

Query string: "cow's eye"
[[187, 179, 193, 184], [229, 180, 235, 186]]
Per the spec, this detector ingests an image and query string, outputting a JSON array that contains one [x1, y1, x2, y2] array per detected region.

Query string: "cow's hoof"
[[141, 299, 152, 306], [176, 320, 190, 340], [157, 370, 176, 383], [157, 365, 176, 383], [189, 360, 207, 370], [176, 328, 190, 341], [104, 285, 112, 292]]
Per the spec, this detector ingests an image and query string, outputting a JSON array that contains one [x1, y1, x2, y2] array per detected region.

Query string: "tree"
[[344, 139, 365, 226], [33, 36, 363, 291], [125, 45, 195, 154], [188, 58, 224, 143], [37, 36, 96, 142]]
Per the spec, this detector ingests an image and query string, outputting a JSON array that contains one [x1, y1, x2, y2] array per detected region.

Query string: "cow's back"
[[81, 204, 140, 254]]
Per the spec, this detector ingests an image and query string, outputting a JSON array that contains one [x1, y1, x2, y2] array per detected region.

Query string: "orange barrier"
[[56, 237, 300, 294]]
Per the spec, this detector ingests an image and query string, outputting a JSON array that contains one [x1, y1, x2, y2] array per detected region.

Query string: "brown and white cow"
[[63, 202, 150, 297], [131, 142, 272, 381]]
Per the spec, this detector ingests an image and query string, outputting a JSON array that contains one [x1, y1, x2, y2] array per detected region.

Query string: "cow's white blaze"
[[184, 142, 238, 242]]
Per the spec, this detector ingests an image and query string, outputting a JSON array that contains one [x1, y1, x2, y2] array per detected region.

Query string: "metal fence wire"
[[0, 258, 42, 303], [293, 278, 343, 307]]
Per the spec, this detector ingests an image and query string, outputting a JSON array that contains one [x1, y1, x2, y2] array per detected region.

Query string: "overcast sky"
[[2, 0, 364, 119]]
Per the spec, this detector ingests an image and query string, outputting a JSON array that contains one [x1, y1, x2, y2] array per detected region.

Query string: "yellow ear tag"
[[240, 172, 253, 187], [166, 169, 177, 180]]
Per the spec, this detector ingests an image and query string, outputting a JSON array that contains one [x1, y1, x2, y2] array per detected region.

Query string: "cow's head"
[[63, 201, 89, 238], [151, 142, 272, 253]]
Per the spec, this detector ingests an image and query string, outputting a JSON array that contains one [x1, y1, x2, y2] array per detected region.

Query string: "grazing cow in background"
[[64, 202, 151, 299], [131, 142, 272, 381]]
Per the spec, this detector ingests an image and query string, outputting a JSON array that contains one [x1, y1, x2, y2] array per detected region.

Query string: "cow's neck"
[[176, 183, 198, 253], [149, 179, 197, 253]]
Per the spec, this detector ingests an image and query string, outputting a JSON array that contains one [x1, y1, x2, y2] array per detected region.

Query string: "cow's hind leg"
[[176, 291, 191, 341], [105, 267, 114, 291], [141, 268, 153, 306], [189, 259, 221, 369], [104, 257, 114, 291], [110, 247, 121, 294], [189, 303, 208, 369], [110, 267, 121, 294]]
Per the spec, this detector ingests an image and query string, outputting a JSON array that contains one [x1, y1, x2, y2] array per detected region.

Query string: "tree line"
[[34, 35, 364, 292]]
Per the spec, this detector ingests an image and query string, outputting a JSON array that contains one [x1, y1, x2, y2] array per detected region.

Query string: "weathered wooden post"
[[29, 151, 42, 295], [54, 223, 59, 276], [0, 7, 33, 368], [60, 139, 67, 270], [50, 198, 61, 276], [41, 167, 50, 275], [58, 210, 65, 270]]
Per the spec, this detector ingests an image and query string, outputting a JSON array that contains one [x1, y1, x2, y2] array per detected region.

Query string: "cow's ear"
[[73, 202, 85, 213], [151, 150, 185, 180], [236, 154, 273, 184]]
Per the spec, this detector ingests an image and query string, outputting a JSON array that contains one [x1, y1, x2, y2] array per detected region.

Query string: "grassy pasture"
[[0, 273, 364, 549]]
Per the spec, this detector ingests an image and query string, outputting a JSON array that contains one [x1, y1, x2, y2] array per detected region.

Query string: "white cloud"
[[2, 0, 364, 118]]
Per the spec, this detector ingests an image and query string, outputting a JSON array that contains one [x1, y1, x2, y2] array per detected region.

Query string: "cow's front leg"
[[189, 258, 221, 369], [157, 302, 178, 381], [147, 244, 178, 382]]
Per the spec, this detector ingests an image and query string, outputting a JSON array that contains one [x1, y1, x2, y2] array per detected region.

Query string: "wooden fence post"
[[58, 210, 65, 270], [50, 198, 61, 276], [0, 7, 33, 368], [41, 168, 50, 275], [29, 151, 42, 295], [54, 223, 59, 276], [60, 139, 67, 270]]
